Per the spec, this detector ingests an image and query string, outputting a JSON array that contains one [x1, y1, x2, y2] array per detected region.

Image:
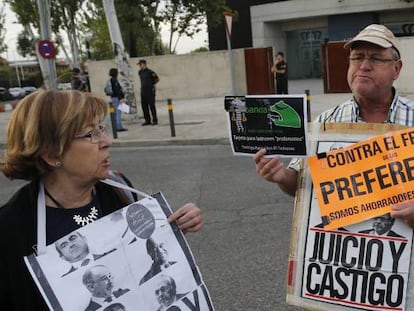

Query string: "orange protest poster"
[[287, 123, 414, 311], [308, 127, 414, 229]]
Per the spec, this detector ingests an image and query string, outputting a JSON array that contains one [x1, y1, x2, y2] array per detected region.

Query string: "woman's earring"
[[55, 161, 62, 168]]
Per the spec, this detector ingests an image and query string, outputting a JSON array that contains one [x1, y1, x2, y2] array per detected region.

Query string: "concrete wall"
[[88, 49, 247, 102], [250, 0, 414, 81], [394, 37, 414, 96], [87, 38, 414, 98]]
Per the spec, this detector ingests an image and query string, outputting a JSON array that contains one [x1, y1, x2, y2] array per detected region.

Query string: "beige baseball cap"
[[344, 24, 400, 57]]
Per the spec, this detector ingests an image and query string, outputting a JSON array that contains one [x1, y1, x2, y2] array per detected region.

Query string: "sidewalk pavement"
[[0, 79, 367, 147], [111, 79, 354, 147]]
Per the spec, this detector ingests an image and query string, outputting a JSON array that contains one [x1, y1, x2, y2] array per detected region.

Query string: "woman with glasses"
[[0, 90, 203, 310]]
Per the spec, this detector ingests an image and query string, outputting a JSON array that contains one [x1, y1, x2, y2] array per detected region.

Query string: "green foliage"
[[83, 0, 166, 58], [16, 30, 35, 57], [4, 0, 39, 30], [0, 4, 7, 54], [0, 63, 43, 89], [191, 46, 209, 53], [0, 64, 11, 88], [201, 0, 229, 26], [5, 0, 228, 61], [50, 0, 83, 33], [82, 2, 113, 60], [159, 0, 227, 54], [22, 70, 43, 87], [57, 69, 72, 83], [114, 0, 154, 57]]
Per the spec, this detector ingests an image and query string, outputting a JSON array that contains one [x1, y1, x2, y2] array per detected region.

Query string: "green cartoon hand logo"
[[268, 101, 301, 128]]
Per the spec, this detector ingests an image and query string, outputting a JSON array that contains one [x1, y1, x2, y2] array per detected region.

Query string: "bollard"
[[305, 89, 311, 122], [109, 101, 118, 139], [167, 98, 176, 137]]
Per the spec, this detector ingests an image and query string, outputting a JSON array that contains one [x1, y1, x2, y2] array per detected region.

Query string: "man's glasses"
[[349, 55, 399, 66], [99, 273, 113, 282], [74, 124, 109, 144]]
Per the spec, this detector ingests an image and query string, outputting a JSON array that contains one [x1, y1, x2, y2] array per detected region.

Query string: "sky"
[[2, 3, 209, 61]]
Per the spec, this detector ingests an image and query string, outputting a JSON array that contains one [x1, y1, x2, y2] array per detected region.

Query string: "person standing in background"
[[271, 52, 288, 94], [71, 68, 88, 92], [137, 59, 159, 126], [108, 68, 127, 132]]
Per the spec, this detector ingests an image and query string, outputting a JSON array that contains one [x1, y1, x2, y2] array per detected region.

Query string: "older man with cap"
[[254, 24, 414, 227], [137, 59, 160, 126]]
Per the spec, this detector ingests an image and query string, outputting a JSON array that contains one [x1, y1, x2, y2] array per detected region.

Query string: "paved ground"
[[0, 79, 357, 147]]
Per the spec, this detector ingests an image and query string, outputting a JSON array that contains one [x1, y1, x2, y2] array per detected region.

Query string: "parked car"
[[0, 87, 8, 101], [8, 87, 27, 99], [23, 86, 37, 94]]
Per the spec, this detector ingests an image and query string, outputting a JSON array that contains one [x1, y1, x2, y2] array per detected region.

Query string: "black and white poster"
[[224, 95, 308, 156], [303, 141, 413, 311], [287, 123, 414, 311], [25, 193, 214, 311]]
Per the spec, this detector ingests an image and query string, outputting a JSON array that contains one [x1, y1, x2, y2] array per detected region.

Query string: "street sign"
[[223, 12, 233, 38], [38, 39, 57, 59]]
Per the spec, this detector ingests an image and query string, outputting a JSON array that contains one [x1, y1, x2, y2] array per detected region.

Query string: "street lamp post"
[[36, 0, 58, 89], [224, 12, 236, 96], [102, 0, 138, 117]]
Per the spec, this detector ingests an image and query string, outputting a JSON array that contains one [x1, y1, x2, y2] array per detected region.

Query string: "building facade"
[[209, 0, 414, 79], [251, 0, 414, 79]]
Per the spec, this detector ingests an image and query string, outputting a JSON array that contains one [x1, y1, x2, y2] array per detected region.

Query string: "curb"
[[0, 100, 19, 113], [0, 103, 13, 113], [0, 138, 230, 150], [111, 137, 230, 148]]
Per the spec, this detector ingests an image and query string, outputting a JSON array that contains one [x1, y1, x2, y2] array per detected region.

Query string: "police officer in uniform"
[[137, 59, 160, 126]]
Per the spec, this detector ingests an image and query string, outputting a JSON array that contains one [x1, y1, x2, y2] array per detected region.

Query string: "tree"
[[16, 29, 35, 57], [114, 0, 150, 57], [6, 0, 85, 67], [6, 0, 228, 62], [0, 4, 7, 54], [5, 0, 39, 27], [4, 0, 39, 40], [4, 0, 39, 60], [112, 0, 227, 55], [84, 0, 166, 58], [50, 0, 84, 68], [81, 1, 113, 60], [191, 46, 208, 53], [159, 0, 227, 54]]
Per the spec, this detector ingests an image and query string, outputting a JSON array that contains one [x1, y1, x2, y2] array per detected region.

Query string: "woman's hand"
[[168, 203, 203, 233]]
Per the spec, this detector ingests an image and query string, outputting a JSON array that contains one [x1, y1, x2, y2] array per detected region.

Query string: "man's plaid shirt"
[[288, 88, 414, 171]]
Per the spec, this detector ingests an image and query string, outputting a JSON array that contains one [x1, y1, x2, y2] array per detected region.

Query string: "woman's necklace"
[[44, 187, 99, 226]]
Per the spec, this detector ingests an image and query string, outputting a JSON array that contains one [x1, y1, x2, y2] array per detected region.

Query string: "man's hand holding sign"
[[253, 23, 414, 311], [308, 127, 414, 230]]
